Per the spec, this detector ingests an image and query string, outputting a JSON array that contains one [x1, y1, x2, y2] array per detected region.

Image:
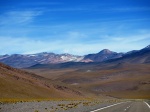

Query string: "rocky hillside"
[[0, 62, 83, 99]]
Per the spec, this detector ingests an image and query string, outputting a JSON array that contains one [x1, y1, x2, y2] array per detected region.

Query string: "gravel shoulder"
[[0, 100, 121, 112]]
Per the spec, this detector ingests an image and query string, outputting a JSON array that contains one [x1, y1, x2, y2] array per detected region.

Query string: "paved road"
[[90, 101, 150, 112]]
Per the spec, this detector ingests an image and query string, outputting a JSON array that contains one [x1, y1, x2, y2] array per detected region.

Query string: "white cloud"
[[0, 11, 42, 25]]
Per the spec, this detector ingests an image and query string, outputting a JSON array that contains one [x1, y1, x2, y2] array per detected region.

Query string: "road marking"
[[144, 102, 150, 109], [124, 105, 130, 111], [90, 101, 130, 112]]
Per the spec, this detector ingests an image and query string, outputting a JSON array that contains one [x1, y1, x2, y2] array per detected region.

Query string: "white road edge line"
[[90, 101, 130, 112], [144, 101, 150, 109]]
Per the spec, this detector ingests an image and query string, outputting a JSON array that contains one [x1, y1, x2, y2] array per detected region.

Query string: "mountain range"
[[0, 44, 150, 99], [25, 44, 150, 99], [0, 45, 150, 68], [0, 53, 84, 68]]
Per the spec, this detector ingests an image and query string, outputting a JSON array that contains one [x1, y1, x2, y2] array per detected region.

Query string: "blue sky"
[[0, 0, 150, 55]]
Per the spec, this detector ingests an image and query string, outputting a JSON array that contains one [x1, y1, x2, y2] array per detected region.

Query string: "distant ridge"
[[0, 45, 149, 68], [82, 49, 123, 62], [106, 44, 150, 64]]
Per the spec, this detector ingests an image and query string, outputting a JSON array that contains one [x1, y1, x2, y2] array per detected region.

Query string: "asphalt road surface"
[[90, 101, 150, 112]]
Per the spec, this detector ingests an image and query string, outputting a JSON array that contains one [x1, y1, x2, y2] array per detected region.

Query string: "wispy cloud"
[[21, 2, 61, 6], [45, 6, 150, 13], [44, 7, 89, 12], [111, 33, 150, 43], [111, 7, 150, 12], [0, 10, 42, 25], [0, 0, 149, 55], [0, 31, 149, 55]]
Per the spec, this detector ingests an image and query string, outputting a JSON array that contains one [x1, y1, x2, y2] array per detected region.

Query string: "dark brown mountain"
[[0, 62, 83, 99]]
